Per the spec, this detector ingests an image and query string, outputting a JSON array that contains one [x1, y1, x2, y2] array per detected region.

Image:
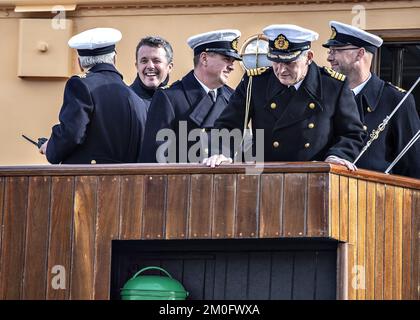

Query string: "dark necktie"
[[208, 90, 216, 103]]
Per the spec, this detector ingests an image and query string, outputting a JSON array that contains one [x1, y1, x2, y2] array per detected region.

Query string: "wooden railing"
[[0, 163, 418, 299]]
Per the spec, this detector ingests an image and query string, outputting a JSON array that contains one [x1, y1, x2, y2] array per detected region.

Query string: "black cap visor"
[[206, 48, 242, 60]]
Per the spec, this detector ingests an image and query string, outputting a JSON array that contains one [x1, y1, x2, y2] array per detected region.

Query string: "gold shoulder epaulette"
[[323, 66, 346, 81], [247, 67, 269, 77], [76, 73, 87, 78], [387, 82, 406, 92]]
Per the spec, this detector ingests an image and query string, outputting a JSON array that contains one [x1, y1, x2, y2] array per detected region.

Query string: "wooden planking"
[[330, 174, 340, 239], [365, 182, 376, 300], [401, 188, 412, 300], [119, 176, 144, 239], [336, 243, 348, 300], [23, 177, 51, 299], [212, 174, 235, 239], [347, 178, 358, 300], [383, 185, 395, 299], [94, 176, 120, 300], [374, 183, 385, 300], [0, 178, 4, 281], [393, 187, 403, 300], [189, 175, 212, 238], [142, 175, 166, 239], [71, 176, 97, 299], [235, 174, 259, 238], [307, 173, 328, 237], [46, 177, 74, 299], [0, 177, 28, 299], [339, 176, 349, 242], [356, 180, 366, 300], [283, 173, 307, 237], [166, 175, 189, 239], [412, 191, 419, 300], [259, 174, 283, 238]]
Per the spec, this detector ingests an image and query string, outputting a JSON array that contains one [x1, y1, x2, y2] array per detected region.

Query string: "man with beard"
[[130, 36, 174, 111], [140, 29, 242, 163], [323, 21, 420, 178], [204, 24, 365, 169]]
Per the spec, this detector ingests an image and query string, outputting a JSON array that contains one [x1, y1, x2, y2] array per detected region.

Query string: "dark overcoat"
[[140, 70, 234, 163], [46, 63, 147, 164]]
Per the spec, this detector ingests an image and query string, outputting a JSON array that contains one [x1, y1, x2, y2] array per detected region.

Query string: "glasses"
[[327, 47, 360, 55]]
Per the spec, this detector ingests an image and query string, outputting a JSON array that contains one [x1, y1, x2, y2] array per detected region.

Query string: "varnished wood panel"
[[393, 187, 403, 300], [142, 175, 166, 239], [46, 177, 74, 299], [235, 174, 259, 238], [166, 175, 189, 239], [0, 177, 4, 281], [330, 174, 340, 239], [259, 174, 283, 238], [94, 176, 120, 300], [383, 185, 395, 300], [347, 178, 358, 300], [307, 173, 328, 237], [365, 182, 376, 300], [189, 175, 212, 238], [71, 176, 97, 299], [212, 174, 235, 239], [374, 183, 385, 300], [412, 191, 419, 300], [119, 176, 143, 239], [23, 177, 51, 299], [356, 180, 366, 300], [0, 177, 28, 299], [339, 176, 349, 242], [401, 188, 412, 300], [283, 174, 307, 237]]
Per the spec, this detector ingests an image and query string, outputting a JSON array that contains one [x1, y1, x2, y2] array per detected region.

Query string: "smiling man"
[[130, 36, 173, 110], [204, 24, 365, 169], [139, 29, 242, 163]]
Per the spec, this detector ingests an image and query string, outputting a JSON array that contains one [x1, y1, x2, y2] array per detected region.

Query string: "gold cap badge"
[[330, 27, 337, 40], [274, 34, 289, 50], [231, 37, 239, 51]]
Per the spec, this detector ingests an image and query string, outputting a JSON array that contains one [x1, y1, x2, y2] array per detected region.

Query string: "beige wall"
[[1, 1, 419, 165]]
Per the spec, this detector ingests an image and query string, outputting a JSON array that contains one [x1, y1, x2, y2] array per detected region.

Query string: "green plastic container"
[[121, 266, 189, 300]]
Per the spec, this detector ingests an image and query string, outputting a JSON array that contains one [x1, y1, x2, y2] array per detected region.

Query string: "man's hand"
[[202, 154, 233, 167], [325, 155, 357, 171], [39, 139, 49, 155]]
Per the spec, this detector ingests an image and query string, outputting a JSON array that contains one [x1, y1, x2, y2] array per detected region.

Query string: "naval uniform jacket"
[[215, 62, 366, 162], [355, 74, 420, 179], [139, 70, 234, 163], [46, 63, 147, 164]]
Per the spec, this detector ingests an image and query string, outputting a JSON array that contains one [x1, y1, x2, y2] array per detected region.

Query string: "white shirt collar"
[[292, 79, 304, 91], [352, 73, 372, 96], [193, 73, 218, 98]]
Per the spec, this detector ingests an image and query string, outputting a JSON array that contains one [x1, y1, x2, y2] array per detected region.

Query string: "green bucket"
[[121, 266, 189, 300]]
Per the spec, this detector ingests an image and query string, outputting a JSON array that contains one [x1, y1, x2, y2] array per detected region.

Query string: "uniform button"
[[308, 123, 315, 129], [304, 143, 310, 148], [363, 125, 368, 131], [91, 160, 96, 164], [367, 107, 372, 112], [308, 103, 315, 109], [273, 141, 280, 148], [270, 102, 277, 109]]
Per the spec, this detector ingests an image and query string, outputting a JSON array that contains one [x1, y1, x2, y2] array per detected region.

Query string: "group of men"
[[39, 21, 420, 179]]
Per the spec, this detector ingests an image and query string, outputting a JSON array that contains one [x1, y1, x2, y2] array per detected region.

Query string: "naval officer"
[[204, 24, 365, 168], [139, 29, 242, 163], [324, 21, 420, 179], [40, 28, 147, 164]]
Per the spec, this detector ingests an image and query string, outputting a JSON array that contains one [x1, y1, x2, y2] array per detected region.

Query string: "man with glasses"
[[323, 21, 420, 178], [140, 29, 242, 163], [204, 24, 365, 169]]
